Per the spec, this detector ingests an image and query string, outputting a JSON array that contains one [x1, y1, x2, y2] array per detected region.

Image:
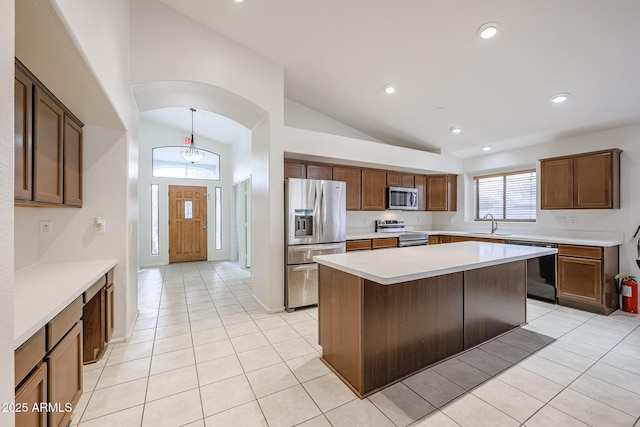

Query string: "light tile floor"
[[71, 261, 640, 427]]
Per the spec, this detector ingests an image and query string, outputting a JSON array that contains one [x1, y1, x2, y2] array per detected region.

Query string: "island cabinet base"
[[318, 260, 526, 398]]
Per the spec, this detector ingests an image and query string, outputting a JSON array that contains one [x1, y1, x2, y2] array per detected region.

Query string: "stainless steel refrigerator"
[[285, 178, 346, 311]]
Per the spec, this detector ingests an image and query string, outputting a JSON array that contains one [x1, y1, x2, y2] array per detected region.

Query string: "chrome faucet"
[[483, 213, 498, 235]]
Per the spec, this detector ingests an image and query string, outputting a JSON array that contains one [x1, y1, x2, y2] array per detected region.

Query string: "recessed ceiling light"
[[233, 0, 244, 3], [450, 127, 462, 134], [551, 93, 571, 103], [383, 85, 396, 94], [478, 22, 499, 39], [482, 146, 492, 151]]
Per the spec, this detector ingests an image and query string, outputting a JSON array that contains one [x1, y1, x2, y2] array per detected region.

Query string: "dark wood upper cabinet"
[[361, 169, 386, 210], [15, 60, 84, 208], [426, 174, 457, 211], [284, 160, 306, 179], [63, 116, 83, 207], [540, 157, 573, 209], [540, 149, 621, 210], [306, 164, 332, 180], [573, 151, 619, 208], [414, 175, 427, 211], [14, 65, 33, 201], [33, 86, 64, 205], [387, 172, 414, 187], [333, 166, 361, 210]]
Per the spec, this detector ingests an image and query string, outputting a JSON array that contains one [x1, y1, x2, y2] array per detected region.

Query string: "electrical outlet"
[[557, 217, 566, 226], [40, 220, 52, 233], [567, 217, 577, 227]]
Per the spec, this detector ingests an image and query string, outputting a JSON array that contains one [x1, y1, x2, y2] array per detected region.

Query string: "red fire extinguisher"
[[622, 276, 638, 314]]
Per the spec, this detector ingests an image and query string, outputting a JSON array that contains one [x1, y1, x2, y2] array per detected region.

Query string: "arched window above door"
[[152, 146, 220, 180]]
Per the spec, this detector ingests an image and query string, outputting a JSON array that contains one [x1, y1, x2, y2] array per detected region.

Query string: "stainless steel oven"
[[505, 240, 557, 303]]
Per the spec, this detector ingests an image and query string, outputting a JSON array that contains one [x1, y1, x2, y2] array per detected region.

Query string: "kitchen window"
[[474, 169, 536, 221]]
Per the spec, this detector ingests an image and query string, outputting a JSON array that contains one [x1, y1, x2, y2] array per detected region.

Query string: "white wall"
[[285, 98, 385, 143], [435, 124, 640, 276], [0, 0, 15, 423], [138, 116, 233, 266], [282, 126, 463, 175], [14, 127, 130, 340], [49, 0, 140, 341], [232, 131, 252, 184], [130, 0, 286, 311]]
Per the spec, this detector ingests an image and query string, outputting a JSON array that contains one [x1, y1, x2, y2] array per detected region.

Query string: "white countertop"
[[315, 241, 557, 285], [346, 230, 622, 247], [14, 259, 117, 349]]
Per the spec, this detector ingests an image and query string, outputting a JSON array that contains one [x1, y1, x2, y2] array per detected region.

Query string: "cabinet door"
[[386, 172, 401, 187], [540, 158, 573, 209], [401, 174, 414, 187], [427, 175, 456, 211], [63, 116, 83, 206], [33, 87, 64, 204], [284, 160, 306, 179], [361, 169, 387, 210], [333, 166, 361, 210], [83, 288, 105, 364], [15, 66, 33, 201], [387, 172, 414, 187], [414, 175, 427, 211], [306, 164, 332, 180], [47, 321, 82, 427], [573, 152, 613, 208], [557, 256, 602, 305], [15, 363, 48, 427], [105, 284, 114, 342], [428, 235, 439, 245]]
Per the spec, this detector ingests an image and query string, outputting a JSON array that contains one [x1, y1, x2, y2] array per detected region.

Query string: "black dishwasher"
[[505, 240, 557, 303]]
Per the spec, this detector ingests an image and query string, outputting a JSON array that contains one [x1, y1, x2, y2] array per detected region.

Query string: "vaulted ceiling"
[[156, 0, 640, 158]]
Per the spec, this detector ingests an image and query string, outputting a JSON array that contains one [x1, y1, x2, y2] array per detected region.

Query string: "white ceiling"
[[142, 107, 250, 146], [157, 0, 640, 158]]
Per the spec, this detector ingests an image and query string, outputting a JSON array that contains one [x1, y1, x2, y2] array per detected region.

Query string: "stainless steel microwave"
[[387, 186, 418, 210]]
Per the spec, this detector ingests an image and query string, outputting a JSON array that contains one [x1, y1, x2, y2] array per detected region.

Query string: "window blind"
[[475, 170, 536, 221]]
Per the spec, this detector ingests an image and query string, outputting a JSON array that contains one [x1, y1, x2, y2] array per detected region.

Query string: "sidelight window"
[[474, 169, 536, 221], [151, 184, 159, 255]]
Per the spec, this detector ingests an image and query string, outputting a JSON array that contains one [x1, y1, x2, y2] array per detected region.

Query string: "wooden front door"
[[169, 185, 208, 263]]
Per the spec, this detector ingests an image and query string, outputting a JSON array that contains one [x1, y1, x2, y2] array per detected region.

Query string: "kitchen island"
[[314, 241, 557, 398]]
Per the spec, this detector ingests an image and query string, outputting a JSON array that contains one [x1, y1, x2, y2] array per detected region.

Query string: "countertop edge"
[[315, 244, 557, 285], [14, 259, 118, 349], [346, 231, 622, 247]]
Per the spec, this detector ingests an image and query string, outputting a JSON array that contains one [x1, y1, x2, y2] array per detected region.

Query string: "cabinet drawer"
[[84, 276, 106, 303], [106, 267, 114, 286], [346, 240, 372, 251], [47, 296, 82, 351], [558, 244, 602, 259], [15, 328, 46, 388], [372, 238, 397, 249]]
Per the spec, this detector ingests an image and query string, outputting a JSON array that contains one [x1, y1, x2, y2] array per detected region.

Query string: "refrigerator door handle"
[[292, 264, 319, 272]]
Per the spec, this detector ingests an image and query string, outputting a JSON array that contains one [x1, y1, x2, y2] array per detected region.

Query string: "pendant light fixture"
[[181, 108, 205, 164]]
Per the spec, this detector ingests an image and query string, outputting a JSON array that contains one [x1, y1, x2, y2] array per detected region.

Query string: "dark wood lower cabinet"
[[83, 287, 105, 364], [15, 363, 48, 427], [105, 283, 114, 342], [464, 261, 526, 349], [319, 260, 526, 397], [362, 274, 463, 393], [47, 321, 83, 427]]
